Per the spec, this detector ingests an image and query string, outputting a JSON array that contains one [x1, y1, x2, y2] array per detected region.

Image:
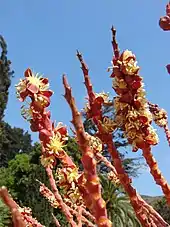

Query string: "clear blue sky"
[[1, 0, 170, 196]]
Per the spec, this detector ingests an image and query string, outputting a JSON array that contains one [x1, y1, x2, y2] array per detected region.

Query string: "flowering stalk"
[[16, 68, 77, 226], [77, 44, 169, 226], [63, 75, 112, 227], [77, 50, 149, 225], [159, 2, 170, 74], [109, 27, 170, 206], [139, 195, 169, 227]]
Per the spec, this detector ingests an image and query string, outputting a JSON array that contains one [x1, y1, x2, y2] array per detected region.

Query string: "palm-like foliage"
[[100, 174, 141, 227]]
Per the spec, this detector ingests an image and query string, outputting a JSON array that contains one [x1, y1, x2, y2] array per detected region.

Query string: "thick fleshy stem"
[[142, 144, 170, 205], [0, 187, 46, 227], [0, 187, 26, 227], [77, 50, 96, 105], [63, 75, 112, 227], [46, 167, 77, 227]]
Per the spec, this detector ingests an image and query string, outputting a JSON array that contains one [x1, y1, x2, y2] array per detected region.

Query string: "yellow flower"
[[40, 155, 55, 168], [114, 97, 128, 111], [95, 91, 109, 103], [15, 79, 27, 97], [67, 167, 79, 183], [46, 132, 65, 155], [86, 133, 103, 152], [26, 71, 49, 91], [112, 78, 127, 89], [101, 117, 117, 133], [145, 127, 159, 145]]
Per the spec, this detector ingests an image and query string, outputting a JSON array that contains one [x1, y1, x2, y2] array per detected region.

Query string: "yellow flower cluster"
[[46, 132, 66, 155], [55, 167, 83, 208], [118, 50, 140, 76], [95, 91, 110, 103], [83, 91, 109, 113], [16, 71, 49, 95], [111, 50, 159, 151], [39, 184, 59, 208], [86, 133, 103, 153], [40, 155, 55, 168], [100, 117, 117, 133]]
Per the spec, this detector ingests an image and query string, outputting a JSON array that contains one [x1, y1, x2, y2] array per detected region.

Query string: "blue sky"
[[1, 0, 170, 196]]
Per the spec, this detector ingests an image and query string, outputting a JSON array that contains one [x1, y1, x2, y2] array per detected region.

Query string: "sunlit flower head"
[[40, 155, 55, 168], [86, 133, 103, 153], [119, 50, 140, 75], [25, 69, 49, 92], [16, 68, 52, 103], [46, 132, 66, 155]]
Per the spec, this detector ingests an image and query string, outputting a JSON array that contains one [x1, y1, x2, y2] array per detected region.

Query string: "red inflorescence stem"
[[63, 75, 112, 227]]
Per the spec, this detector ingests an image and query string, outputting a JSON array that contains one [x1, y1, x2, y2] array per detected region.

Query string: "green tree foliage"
[[0, 199, 11, 227], [0, 121, 33, 167], [0, 144, 55, 226], [0, 35, 14, 121], [153, 197, 170, 224]]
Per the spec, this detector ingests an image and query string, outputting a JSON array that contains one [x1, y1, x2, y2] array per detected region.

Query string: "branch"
[[63, 75, 112, 227]]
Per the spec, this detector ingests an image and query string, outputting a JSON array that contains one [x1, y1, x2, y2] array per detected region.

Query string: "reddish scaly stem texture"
[[77, 206, 83, 227], [39, 180, 95, 226], [142, 145, 170, 204], [63, 75, 112, 227]]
